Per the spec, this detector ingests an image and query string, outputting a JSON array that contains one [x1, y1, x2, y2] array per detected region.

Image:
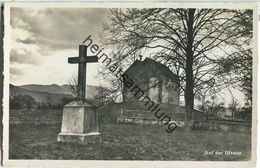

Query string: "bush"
[[10, 95, 36, 110]]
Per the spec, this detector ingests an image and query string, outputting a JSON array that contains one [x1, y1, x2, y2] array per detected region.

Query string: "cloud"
[[10, 66, 29, 83], [11, 7, 108, 56], [16, 37, 36, 44], [10, 67, 24, 76], [9, 7, 108, 85], [10, 49, 40, 65]]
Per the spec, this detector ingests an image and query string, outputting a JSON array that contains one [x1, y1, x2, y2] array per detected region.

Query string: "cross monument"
[[68, 45, 98, 100], [58, 45, 100, 144]]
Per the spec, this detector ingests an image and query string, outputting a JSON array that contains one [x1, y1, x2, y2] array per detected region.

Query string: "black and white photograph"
[[2, 2, 258, 168]]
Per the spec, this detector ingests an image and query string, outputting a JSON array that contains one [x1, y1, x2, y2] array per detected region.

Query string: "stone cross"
[[68, 45, 98, 100]]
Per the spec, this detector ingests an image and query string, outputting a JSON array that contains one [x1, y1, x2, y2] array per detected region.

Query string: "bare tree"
[[67, 74, 78, 97], [101, 8, 252, 121], [228, 98, 239, 119], [96, 47, 126, 102], [67, 73, 117, 106], [217, 10, 253, 107]]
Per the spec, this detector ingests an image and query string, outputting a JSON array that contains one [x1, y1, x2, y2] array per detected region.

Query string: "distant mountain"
[[19, 84, 71, 95], [61, 84, 99, 99], [10, 84, 100, 103], [10, 84, 72, 104]]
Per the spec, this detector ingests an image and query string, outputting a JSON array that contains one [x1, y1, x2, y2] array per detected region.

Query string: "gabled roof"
[[124, 57, 179, 80]]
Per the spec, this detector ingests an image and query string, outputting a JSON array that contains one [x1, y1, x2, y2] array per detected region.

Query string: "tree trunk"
[[185, 9, 195, 121]]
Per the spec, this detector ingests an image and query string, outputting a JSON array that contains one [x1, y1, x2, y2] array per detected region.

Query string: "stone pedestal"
[[58, 101, 100, 144]]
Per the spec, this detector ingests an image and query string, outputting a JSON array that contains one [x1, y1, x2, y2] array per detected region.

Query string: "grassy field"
[[9, 110, 251, 160]]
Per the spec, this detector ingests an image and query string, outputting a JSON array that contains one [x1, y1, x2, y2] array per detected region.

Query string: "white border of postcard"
[[2, 2, 258, 168]]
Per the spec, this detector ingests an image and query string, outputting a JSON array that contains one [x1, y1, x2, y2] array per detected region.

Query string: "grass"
[[9, 109, 251, 160]]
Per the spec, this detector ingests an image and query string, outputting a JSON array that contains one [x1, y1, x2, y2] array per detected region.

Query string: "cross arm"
[[68, 56, 98, 64], [68, 57, 80, 64], [86, 56, 98, 63]]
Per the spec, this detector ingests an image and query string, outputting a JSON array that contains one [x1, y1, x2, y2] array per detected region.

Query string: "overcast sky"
[[9, 7, 247, 106], [10, 7, 108, 86]]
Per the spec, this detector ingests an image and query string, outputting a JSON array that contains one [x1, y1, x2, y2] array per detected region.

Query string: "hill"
[[19, 84, 71, 95], [61, 84, 99, 99], [10, 84, 72, 104], [10, 84, 100, 104]]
